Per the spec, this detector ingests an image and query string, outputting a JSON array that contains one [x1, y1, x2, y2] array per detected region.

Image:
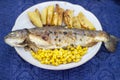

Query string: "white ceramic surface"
[[12, 1, 102, 70]]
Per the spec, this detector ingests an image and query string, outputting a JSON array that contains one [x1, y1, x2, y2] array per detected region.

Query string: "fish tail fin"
[[104, 35, 119, 52]]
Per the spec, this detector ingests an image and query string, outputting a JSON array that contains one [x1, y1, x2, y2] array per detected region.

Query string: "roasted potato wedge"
[[78, 12, 95, 30], [52, 12, 58, 26], [55, 4, 64, 26], [72, 16, 81, 29], [63, 9, 73, 28], [47, 5, 54, 25], [28, 10, 43, 27], [35, 9, 41, 20], [41, 7, 47, 25]]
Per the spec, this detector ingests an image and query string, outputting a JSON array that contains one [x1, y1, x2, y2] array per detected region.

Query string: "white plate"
[[12, 1, 102, 70]]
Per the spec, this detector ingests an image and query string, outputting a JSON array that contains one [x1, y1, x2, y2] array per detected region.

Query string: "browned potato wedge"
[[35, 9, 41, 20], [78, 12, 95, 30], [47, 5, 54, 25], [55, 4, 64, 26], [52, 12, 58, 26], [28, 10, 43, 27], [41, 7, 47, 25], [63, 9, 73, 28], [72, 16, 81, 29]]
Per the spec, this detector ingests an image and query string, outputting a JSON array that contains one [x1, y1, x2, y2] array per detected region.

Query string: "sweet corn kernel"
[[74, 58, 81, 62], [67, 58, 72, 63]]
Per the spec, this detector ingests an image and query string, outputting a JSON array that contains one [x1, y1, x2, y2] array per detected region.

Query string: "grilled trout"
[[4, 27, 119, 52]]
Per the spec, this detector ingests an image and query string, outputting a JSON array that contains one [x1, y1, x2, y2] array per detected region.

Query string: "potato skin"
[[52, 12, 58, 26], [41, 7, 47, 25], [78, 12, 95, 30], [55, 4, 64, 26], [28, 10, 43, 27], [47, 5, 54, 25], [72, 16, 81, 29], [63, 9, 73, 28]]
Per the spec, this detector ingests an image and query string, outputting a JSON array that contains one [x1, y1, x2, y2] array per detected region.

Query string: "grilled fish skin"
[[4, 26, 119, 52]]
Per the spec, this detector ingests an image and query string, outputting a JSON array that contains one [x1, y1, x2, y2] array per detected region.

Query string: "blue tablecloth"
[[0, 0, 120, 80]]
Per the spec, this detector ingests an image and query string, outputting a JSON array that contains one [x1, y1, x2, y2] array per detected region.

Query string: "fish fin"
[[104, 35, 119, 52]]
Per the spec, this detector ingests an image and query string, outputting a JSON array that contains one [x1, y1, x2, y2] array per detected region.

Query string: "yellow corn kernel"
[[74, 58, 81, 62], [41, 61, 45, 64], [67, 58, 72, 63], [80, 52, 86, 56], [71, 56, 75, 59], [63, 61, 67, 64], [75, 54, 81, 59]]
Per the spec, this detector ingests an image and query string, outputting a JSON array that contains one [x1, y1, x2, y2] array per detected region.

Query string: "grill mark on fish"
[[56, 36, 58, 38], [42, 35, 48, 41], [80, 39, 82, 41], [63, 32, 67, 35], [59, 39, 61, 42]]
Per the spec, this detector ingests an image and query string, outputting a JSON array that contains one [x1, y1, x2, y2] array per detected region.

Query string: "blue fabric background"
[[0, 0, 120, 80]]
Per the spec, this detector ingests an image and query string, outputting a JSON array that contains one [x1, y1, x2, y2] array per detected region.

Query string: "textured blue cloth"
[[0, 0, 120, 80]]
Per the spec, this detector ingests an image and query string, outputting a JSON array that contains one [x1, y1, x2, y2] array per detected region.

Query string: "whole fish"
[[4, 26, 119, 52]]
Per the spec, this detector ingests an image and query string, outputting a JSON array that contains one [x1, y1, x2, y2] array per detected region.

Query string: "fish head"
[[4, 29, 28, 47]]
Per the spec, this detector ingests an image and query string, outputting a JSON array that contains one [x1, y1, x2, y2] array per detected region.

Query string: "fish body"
[[4, 26, 119, 52]]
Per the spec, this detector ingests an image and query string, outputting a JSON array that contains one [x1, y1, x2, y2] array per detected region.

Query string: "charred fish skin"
[[4, 26, 119, 52]]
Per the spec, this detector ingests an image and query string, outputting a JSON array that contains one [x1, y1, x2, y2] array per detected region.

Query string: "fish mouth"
[[4, 35, 10, 44], [4, 38, 27, 47]]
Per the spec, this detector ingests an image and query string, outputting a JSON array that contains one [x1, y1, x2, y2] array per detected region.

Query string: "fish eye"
[[9, 32, 15, 37], [10, 32, 14, 35], [10, 32, 18, 37], [16, 34, 20, 37]]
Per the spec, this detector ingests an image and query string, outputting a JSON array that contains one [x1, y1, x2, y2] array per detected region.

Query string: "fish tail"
[[104, 35, 119, 52]]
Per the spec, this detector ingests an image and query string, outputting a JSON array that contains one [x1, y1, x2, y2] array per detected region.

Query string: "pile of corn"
[[31, 45, 88, 66]]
